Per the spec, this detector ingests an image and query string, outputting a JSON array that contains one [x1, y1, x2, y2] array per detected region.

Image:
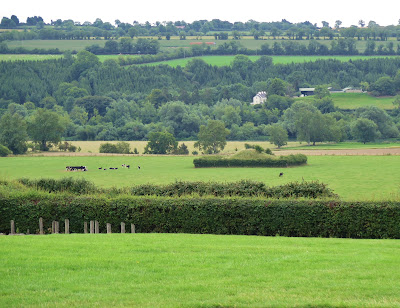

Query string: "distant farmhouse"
[[299, 87, 363, 97], [251, 91, 267, 105], [299, 88, 315, 96]]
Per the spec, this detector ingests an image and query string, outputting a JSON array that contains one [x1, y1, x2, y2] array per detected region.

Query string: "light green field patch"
[[139, 55, 400, 67], [1, 234, 400, 307], [0, 155, 399, 200], [0, 54, 64, 61]]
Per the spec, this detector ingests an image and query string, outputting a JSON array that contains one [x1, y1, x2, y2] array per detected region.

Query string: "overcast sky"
[[2, 0, 399, 27]]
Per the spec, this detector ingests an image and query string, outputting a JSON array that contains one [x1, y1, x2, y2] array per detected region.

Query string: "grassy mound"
[[230, 149, 272, 159]]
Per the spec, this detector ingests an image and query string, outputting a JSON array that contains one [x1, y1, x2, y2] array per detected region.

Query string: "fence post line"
[[39, 217, 44, 235], [65, 219, 69, 234], [107, 223, 112, 234], [95, 221, 99, 234], [121, 222, 125, 234], [131, 224, 135, 234], [10, 220, 15, 235], [90, 221, 94, 234], [84, 221, 88, 234]]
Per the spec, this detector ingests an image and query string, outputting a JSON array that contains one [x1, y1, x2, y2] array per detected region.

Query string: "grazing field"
[[0, 155, 399, 200], [331, 92, 397, 110], [295, 92, 397, 110], [0, 54, 64, 61], [1, 234, 400, 307], [138, 55, 400, 67], [6, 39, 106, 51]]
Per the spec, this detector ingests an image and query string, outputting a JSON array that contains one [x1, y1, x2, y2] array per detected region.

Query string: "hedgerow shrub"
[[99, 141, 131, 154], [1, 193, 400, 239], [15, 178, 335, 199], [193, 154, 307, 168], [0, 144, 12, 157], [128, 180, 336, 199], [17, 177, 97, 194]]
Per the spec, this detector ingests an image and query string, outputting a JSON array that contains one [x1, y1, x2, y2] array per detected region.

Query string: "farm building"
[[299, 88, 315, 96], [251, 91, 267, 105]]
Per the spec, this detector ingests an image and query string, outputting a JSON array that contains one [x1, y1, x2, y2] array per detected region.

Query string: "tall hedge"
[[1, 192, 400, 239], [193, 154, 307, 168]]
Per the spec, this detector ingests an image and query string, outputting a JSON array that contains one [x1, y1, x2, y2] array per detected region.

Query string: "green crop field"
[[0, 155, 399, 200], [1, 234, 400, 307]]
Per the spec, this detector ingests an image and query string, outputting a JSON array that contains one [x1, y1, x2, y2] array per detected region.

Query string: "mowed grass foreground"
[[1, 234, 400, 307], [0, 155, 399, 200]]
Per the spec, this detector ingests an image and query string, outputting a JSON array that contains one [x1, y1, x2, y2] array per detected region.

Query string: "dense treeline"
[[0, 53, 399, 148], [2, 15, 400, 42]]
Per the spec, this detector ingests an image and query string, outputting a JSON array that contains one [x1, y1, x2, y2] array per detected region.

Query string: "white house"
[[251, 91, 267, 105]]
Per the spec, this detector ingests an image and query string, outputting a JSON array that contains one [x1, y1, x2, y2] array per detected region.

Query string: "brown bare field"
[[275, 148, 400, 156]]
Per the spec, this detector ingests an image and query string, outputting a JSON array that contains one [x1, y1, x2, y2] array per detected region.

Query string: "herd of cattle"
[[66, 164, 140, 171]]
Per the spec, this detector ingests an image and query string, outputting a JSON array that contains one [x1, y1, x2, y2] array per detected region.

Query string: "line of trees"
[[2, 15, 400, 41]]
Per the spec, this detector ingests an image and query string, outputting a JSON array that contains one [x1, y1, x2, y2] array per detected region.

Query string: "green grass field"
[[295, 92, 397, 110], [1, 234, 400, 307], [6, 39, 107, 51], [139, 55, 400, 67], [331, 92, 397, 110], [0, 155, 399, 200]]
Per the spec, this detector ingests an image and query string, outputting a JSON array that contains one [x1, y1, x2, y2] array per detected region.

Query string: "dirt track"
[[274, 148, 400, 156]]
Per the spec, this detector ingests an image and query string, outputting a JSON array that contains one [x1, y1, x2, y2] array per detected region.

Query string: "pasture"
[[1, 234, 400, 307], [138, 55, 400, 67], [331, 92, 397, 110], [6, 39, 107, 51], [0, 155, 399, 200]]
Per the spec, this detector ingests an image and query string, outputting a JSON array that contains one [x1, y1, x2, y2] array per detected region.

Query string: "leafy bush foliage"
[[17, 177, 97, 194], [0, 144, 12, 157], [99, 141, 131, 154]]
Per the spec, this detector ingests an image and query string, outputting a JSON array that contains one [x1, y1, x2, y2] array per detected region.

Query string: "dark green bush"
[[99, 142, 131, 154], [193, 154, 307, 168], [0, 144, 12, 157], [1, 193, 400, 239]]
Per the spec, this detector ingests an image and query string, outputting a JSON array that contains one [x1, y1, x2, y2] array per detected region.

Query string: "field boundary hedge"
[[193, 154, 307, 168], [17, 178, 335, 199], [1, 193, 399, 239]]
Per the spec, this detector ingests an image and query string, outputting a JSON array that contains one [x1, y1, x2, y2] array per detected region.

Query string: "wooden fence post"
[[107, 223, 112, 234], [95, 221, 99, 234], [39, 217, 44, 235], [121, 222, 125, 234], [84, 221, 88, 234], [10, 220, 15, 235], [90, 221, 94, 234], [65, 219, 69, 234], [55, 221, 59, 234], [131, 224, 135, 233]]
